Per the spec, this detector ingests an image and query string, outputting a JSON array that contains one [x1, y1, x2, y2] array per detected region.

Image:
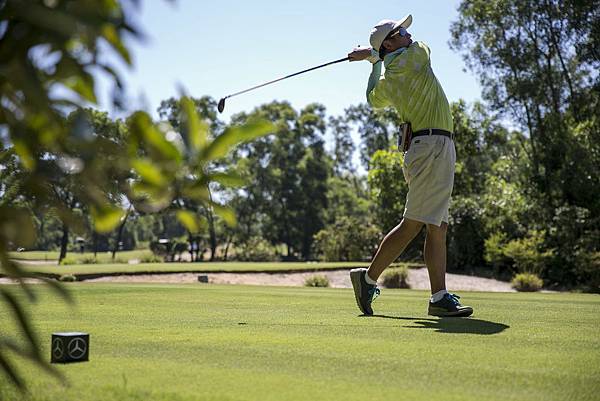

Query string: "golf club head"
[[217, 98, 226, 113]]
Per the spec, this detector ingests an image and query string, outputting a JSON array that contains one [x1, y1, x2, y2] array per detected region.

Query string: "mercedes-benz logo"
[[67, 337, 87, 359], [52, 338, 64, 359]]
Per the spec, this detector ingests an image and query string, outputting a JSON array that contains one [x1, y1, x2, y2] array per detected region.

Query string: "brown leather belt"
[[411, 129, 454, 140]]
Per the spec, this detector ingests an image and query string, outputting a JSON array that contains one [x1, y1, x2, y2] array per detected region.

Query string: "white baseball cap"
[[369, 14, 413, 53]]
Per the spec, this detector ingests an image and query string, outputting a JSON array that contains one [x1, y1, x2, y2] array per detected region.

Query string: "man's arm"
[[347, 46, 389, 108], [366, 60, 389, 108]]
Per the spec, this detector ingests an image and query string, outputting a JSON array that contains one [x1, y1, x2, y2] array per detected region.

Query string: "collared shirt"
[[366, 41, 453, 133]]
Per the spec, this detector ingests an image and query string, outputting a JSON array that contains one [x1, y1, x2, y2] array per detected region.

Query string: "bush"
[[150, 240, 170, 257], [485, 230, 554, 280], [172, 240, 189, 261], [447, 196, 486, 270], [381, 266, 410, 288], [59, 274, 77, 282], [81, 256, 97, 264], [503, 231, 553, 275], [235, 237, 278, 262], [313, 216, 380, 261], [141, 254, 163, 263], [59, 257, 77, 265], [113, 257, 128, 264], [304, 275, 330, 287], [511, 273, 543, 292]]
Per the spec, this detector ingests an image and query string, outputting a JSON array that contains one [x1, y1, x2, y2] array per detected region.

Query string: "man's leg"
[[425, 222, 474, 317], [350, 217, 423, 315], [367, 218, 424, 281], [424, 223, 447, 294]]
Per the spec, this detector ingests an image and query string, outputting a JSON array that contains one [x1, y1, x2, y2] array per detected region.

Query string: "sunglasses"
[[387, 27, 408, 40]]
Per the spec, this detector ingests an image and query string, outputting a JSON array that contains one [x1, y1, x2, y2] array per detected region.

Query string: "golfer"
[[348, 15, 473, 317]]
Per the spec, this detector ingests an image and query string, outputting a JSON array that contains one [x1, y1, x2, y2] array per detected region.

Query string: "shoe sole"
[[350, 269, 367, 315], [428, 306, 473, 317]]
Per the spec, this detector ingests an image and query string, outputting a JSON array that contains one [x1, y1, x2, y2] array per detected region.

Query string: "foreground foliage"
[[0, 0, 271, 390]]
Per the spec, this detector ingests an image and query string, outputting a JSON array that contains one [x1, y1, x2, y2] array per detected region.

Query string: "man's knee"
[[426, 222, 448, 237], [401, 218, 425, 233]]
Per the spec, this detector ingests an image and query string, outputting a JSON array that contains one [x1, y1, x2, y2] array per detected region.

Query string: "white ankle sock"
[[430, 290, 448, 303], [364, 270, 377, 285]]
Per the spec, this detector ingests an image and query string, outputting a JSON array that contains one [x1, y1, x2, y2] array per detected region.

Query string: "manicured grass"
[[0, 284, 599, 400], [18, 261, 372, 277], [9, 250, 153, 263]]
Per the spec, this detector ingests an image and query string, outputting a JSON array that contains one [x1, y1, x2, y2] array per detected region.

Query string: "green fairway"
[[1, 285, 599, 401], [17, 261, 373, 277]]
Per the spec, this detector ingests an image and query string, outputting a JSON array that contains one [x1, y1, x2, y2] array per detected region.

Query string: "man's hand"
[[348, 46, 380, 63]]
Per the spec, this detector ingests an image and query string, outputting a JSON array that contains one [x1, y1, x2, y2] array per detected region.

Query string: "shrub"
[[172, 240, 189, 261], [578, 251, 600, 293], [235, 237, 278, 262], [304, 275, 330, 287], [313, 216, 380, 261], [81, 256, 97, 264], [141, 254, 163, 263], [113, 257, 128, 264], [150, 240, 170, 257], [503, 231, 554, 275], [58, 274, 77, 282], [59, 257, 77, 265], [511, 273, 543, 292], [447, 196, 486, 270], [381, 266, 410, 288]]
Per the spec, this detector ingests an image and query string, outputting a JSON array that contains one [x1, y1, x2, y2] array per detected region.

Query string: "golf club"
[[217, 56, 350, 113]]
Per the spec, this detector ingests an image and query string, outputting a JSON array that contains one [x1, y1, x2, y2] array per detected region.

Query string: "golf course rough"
[[0, 284, 598, 401]]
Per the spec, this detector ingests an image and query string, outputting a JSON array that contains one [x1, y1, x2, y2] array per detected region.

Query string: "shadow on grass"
[[369, 314, 509, 335]]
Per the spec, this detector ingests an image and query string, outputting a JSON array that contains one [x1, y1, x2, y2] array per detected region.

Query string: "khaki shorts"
[[402, 135, 456, 226]]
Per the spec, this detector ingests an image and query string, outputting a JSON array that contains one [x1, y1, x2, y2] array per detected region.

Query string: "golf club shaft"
[[224, 56, 350, 100]]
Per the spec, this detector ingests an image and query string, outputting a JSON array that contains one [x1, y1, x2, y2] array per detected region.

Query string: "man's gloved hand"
[[348, 46, 380, 64]]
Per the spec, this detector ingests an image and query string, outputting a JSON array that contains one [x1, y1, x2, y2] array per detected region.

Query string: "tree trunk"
[[206, 208, 217, 261], [206, 188, 217, 262], [59, 223, 69, 263], [93, 231, 98, 258], [223, 236, 231, 261], [112, 206, 131, 260]]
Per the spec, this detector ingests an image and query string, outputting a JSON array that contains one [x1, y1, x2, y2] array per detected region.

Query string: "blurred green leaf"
[[10, 2, 79, 38], [12, 140, 35, 170], [0, 207, 36, 247], [180, 96, 208, 152], [63, 74, 97, 103], [35, 277, 73, 305], [180, 183, 210, 201], [90, 206, 125, 233], [0, 290, 40, 356], [101, 24, 132, 65], [0, 351, 23, 389], [128, 112, 182, 162], [207, 172, 245, 188], [176, 210, 199, 233], [201, 118, 273, 161], [209, 202, 237, 227], [131, 158, 166, 186]]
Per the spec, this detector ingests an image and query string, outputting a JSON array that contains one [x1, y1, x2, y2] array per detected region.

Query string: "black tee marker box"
[[51, 332, 89, 363]]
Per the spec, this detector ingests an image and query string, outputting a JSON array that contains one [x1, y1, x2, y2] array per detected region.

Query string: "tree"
[[329, 115, 356, 175], [230, 102, 330, 260], [367, 148, 407, 233], [450, 0, 600, 211], [451, 0, 600, 286], [344, 104, 400, 170]]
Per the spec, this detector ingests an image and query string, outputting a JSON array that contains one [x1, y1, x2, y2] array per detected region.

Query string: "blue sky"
[[97, 0, 481, 123]]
